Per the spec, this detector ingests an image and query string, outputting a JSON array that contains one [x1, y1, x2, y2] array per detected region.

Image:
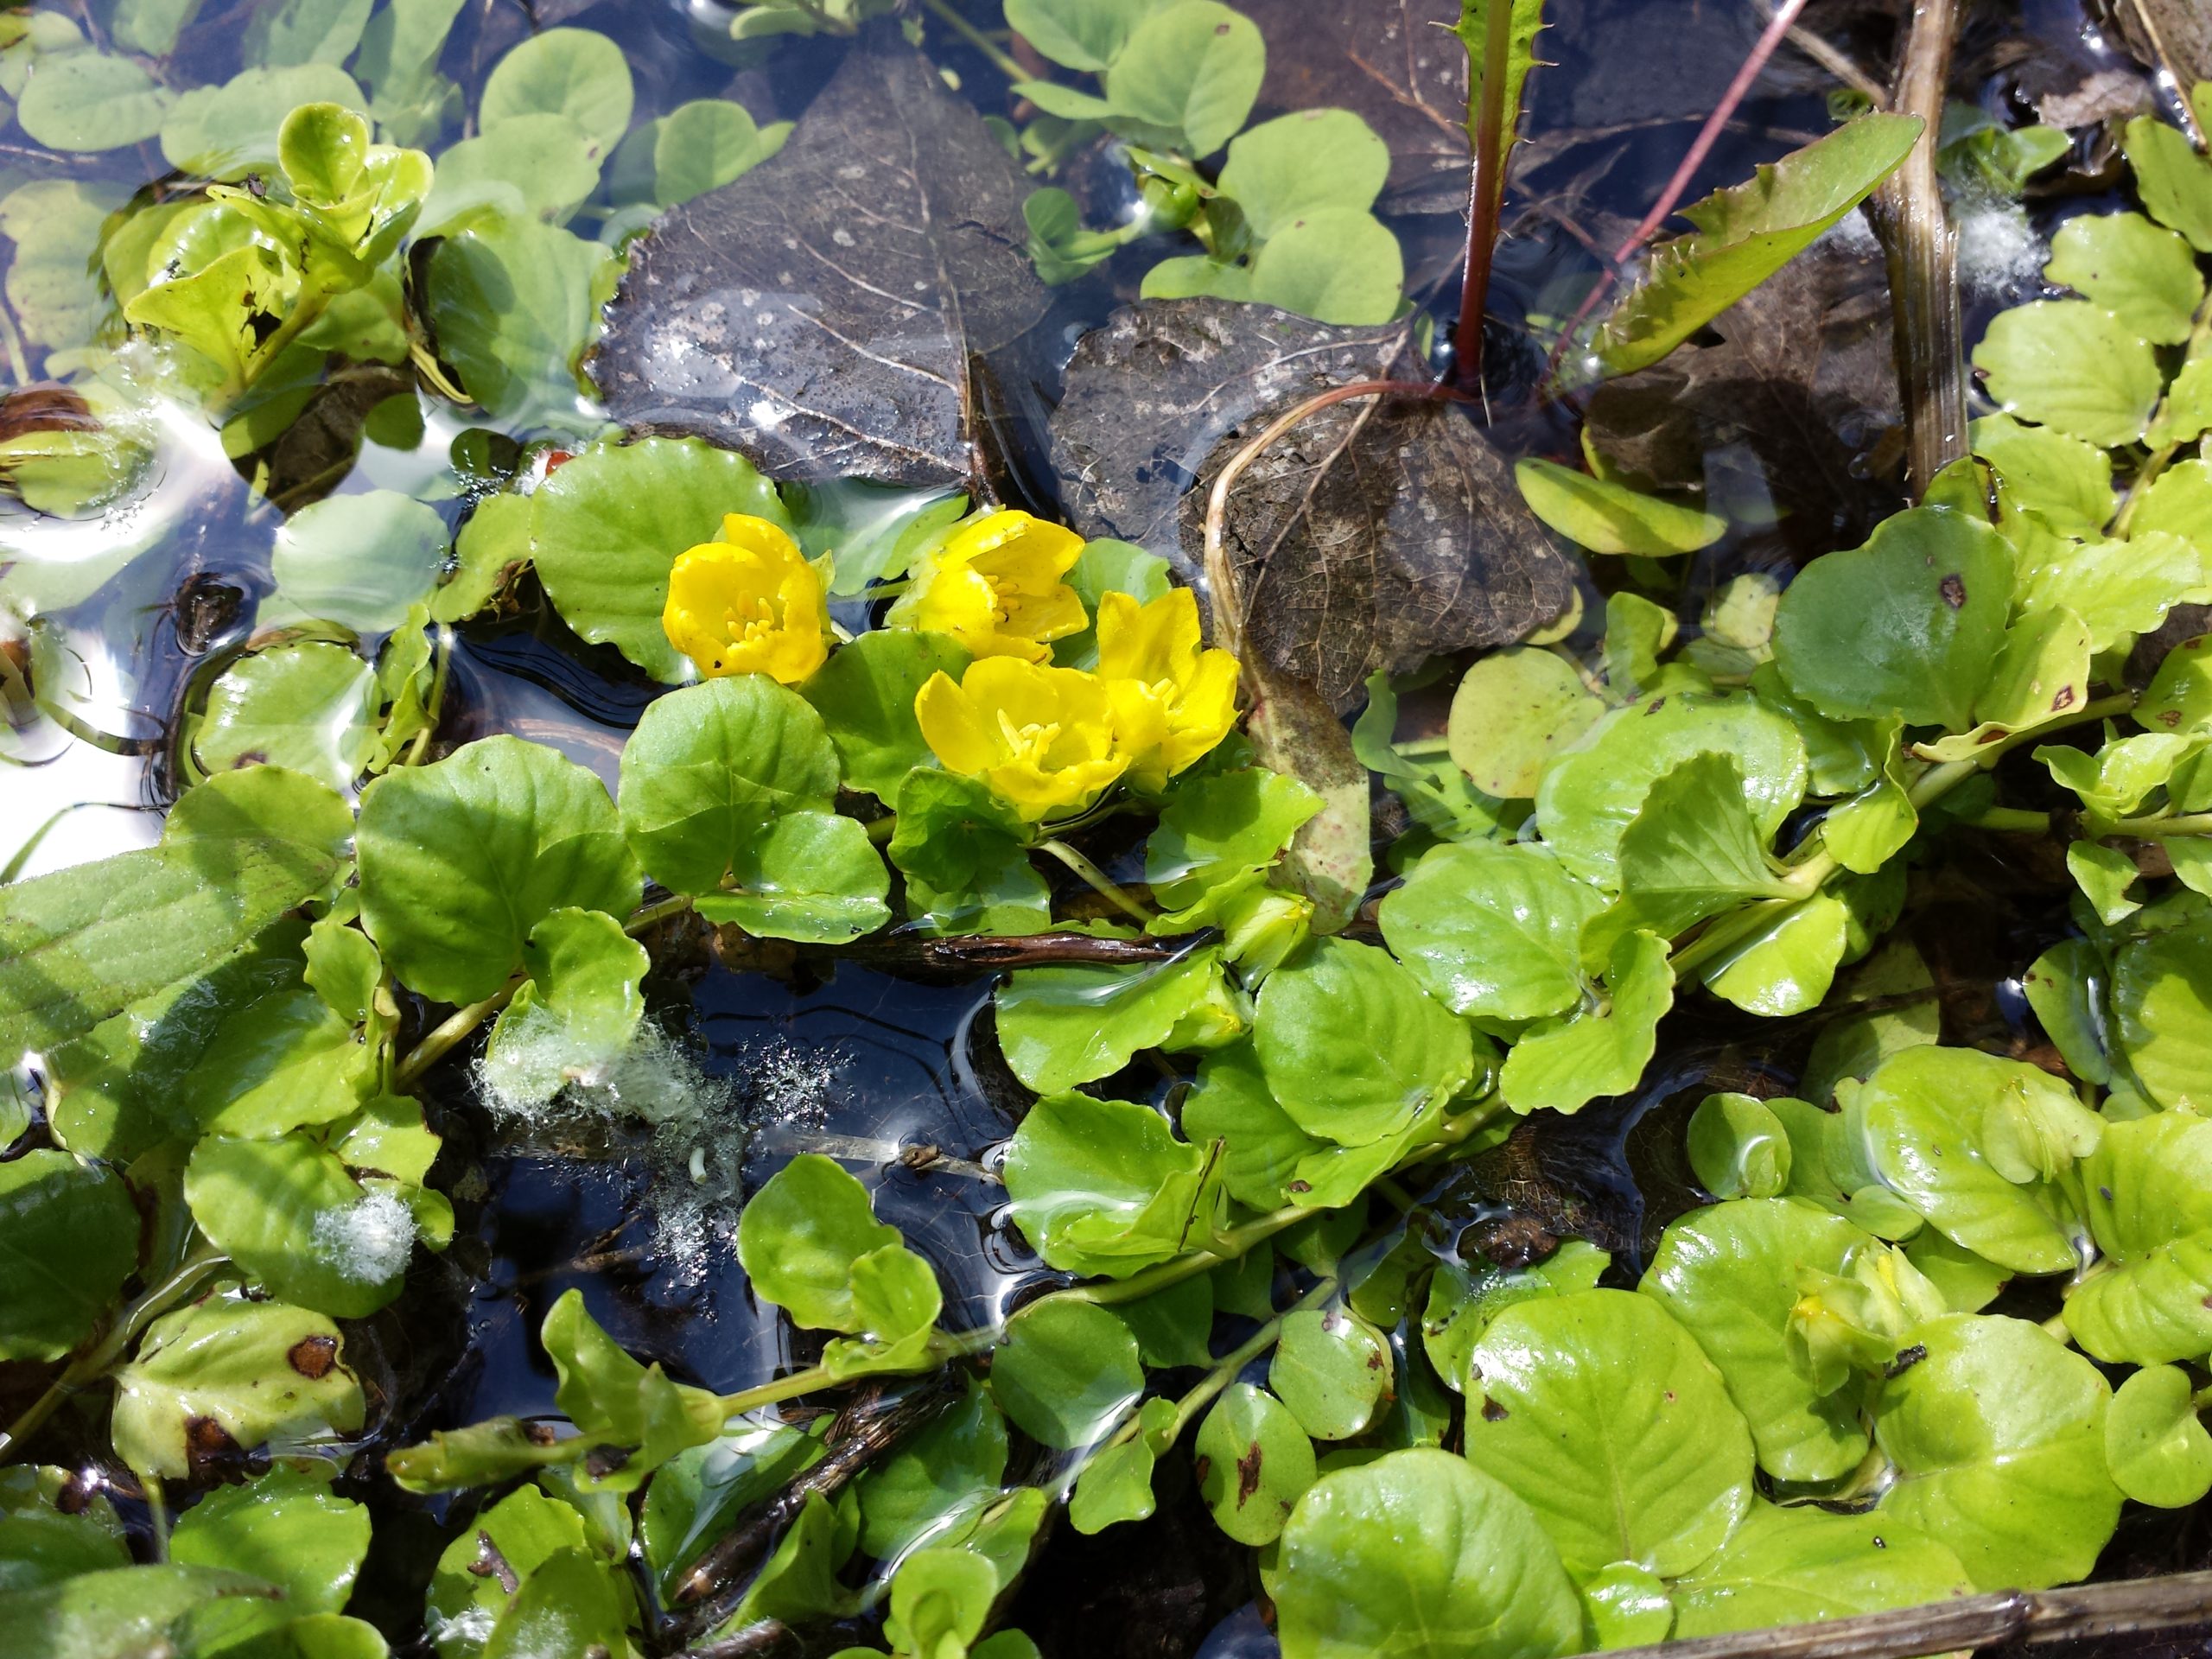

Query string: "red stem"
[[1452, 0, 1518, 389], [1541, 0, 1814, 388]]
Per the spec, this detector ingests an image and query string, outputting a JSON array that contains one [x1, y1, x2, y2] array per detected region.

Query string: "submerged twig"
[[2127, 0, 2208, 149], [1870, 0, 1967, 495], [1599, 1567, 2212, 1659]]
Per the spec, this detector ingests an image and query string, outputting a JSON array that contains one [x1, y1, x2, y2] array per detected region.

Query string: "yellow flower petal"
[[915, 671, 998, 775], [660, 513, 828, 684], [1097, 588, 1203, 686], [887, 510, 1089, 661]]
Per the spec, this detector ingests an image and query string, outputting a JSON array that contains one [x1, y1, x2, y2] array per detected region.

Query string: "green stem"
[[1393, 736, 1452, 760], [923, 0, 1027, 80], [866, 815, 899, 847], [626, 893, 696, 936], [2112, 810, 2212, 839], [0, 1245, 227, 1466], [1964, 807, 2054, 834], [1066, 1204, 1310, 1306], [402, 625, 454, 768], [1038, 838, 1154, 924], [393, 979, 521, 1088], [0, 296, 29, 386]]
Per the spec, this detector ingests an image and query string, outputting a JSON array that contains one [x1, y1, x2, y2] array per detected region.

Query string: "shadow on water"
[[0, 0, 2191, 1650]]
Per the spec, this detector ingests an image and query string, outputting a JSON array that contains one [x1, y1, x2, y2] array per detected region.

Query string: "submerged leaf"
[[596, 33, 1047, 489]]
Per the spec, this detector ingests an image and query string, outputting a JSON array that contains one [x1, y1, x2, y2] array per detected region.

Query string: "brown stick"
[[810, 929, 1220, 975], [1598, 1569, 2212, 1659], [1871, 0, 1967, 495]]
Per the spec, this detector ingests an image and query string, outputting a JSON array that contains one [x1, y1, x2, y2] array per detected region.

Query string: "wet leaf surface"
[[595, 30, 1048, 490], [1052, 297, 1574, 711]]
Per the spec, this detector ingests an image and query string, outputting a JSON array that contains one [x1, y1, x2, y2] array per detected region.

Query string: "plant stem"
[[1037, 838, 1154, 924], [0, 1245, 227, 1465], [923, 0, 1027, 82], [865, 814, 899, 846], [1871, 0, 1967, 494], [626, 893, 696, 936], [1452, 0, 1518, 388], [393, 979, 521, 1088], [2113, 810, 2212, 839], [1964, 807, 2054, 834], [403, 624, 454, 767], [1541, 0, 1812, 386]]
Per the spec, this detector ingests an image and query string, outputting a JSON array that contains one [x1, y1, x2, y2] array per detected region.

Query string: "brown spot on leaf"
[[522, 1420, 560, 1446], [287, 1335, 338, 1379], [2163, 709, 2183, 727], [583, 1443, 634, 1478], [1885, 1342, 1929, 1377], [1480, 1396, 1509, 1421], [183, 1415, 240, 1479], [1939, 573, 1967, 608], [2051, 684, 2076, 711], [1236, 1444, 1264, 1503]]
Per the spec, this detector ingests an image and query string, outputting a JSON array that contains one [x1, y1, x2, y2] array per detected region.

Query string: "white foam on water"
[[313, 1191, 417, 1283], [1955, 192, 2045, 301]]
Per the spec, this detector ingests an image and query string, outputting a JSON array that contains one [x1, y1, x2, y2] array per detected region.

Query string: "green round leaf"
[[1970, 299, 2162, 446], [1496, 930, 1675, 1117], [269, 491, 450, 635], [1874, 1313, 2120, 1590], [1241, 207, 1404, 327], [358, 734, 640, 1005], [1217, 110, 1389, 236], [1580, 1561, 1673, 1649], [1463, 1287, 1754, 1580], [693, 810, 891, 944], [1003, 1091, 1217, 1280], [479, 27, 632, 151], [737, 1154, 903, 1332], [654, 99, 785, 206], [170, 1469, 371, 1617], [2043, 210, 2205, 345], [1446, 647, 1605, 801], [1193, 1383, 1314, 1546], [855, 1379, 1007, 1560], [1003, 0, 1156, 69], [1700, 890, 1853, 1019], [1274, 1447, 1583, 1659], [17, 52, 172, 151], [1180, 1041, 1321, 1211], [989, 1298, 1143, 1450], [531, 437, 789, 680], [417, 112, 603, 234], [1516, 458, 1725, 556], [196, 643, 378, 791], [1533, 690, 1806, 887], [618, 675, 842, 894], [1640, 1198, 1872, 1482], [425, 219, 610, 432], [1253, 938, 1474, 1147], [160, 64, 365, 175], [1267, 1306, 1389, 1442], [187, 1135, 414, 1317], [2113, 917, 2212, 1112], [2065, 1109, 2212, 1363], [995, 948, 1235, 1095], [2102, 1364, 2212, 1509], [1968, 413, 2115, 536], [0, 1151, 138, 1361], [1102, 1, 1265, 158], [1378, 842, 1601, 1023], [800, 629, 970, 802], [1687, 1094, 1792, 1199], [2123, 114, 2212, 253], [1670, 1502, 1970, 1639], [111, 1295, 364, 1480], [429, 1484, 592, 1646], [1770, 505, 2015, 732], [1839, 1045, 2091, 1274]]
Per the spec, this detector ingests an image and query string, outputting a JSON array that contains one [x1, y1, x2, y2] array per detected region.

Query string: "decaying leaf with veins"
[[594, 29, 1048, 490]]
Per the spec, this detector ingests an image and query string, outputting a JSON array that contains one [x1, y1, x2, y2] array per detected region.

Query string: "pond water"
[[0, 0, 2191, 1652]]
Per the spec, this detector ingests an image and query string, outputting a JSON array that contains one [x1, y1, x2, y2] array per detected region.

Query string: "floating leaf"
[[2064, 1110, 2212, 1364], [2112, 916, 2212, 1111], [996, 947, 1235, 1094], [160, 65, 365, 175], [427, 1484, 592, 1650], [855, 1380, 1007, 1560], [1670, 1503, 1970, 1638], [1497, 931, 1674, 1116], [988, 1298, 1143, 1450], [111, 1295, 364, 1480], [1971, 301, 2163, 447], [1685, 1094, 1791, 1201], [1594, 113, 1923, 375], [531, 437, 789, 683], [737, 1155, 939, 1353], [1268, 1306, 1389, 1441], [426, 219, 610, 432], [481, 908, 648, 1109], [1378, 842, 1600, 1023], [2043, 211, 2204, 345], [2103, 1364, 2212, 1509], [1640, 1198, 1872, 1482], [479, 28, 632, 151], [1253, 938, 1474, 1147], [1274, 1448, 1582, 1659], [1004, 1092, 1223, 1279], [195, 644, 377, 791], [16, 51, 173, 151], [2123, 114, 2212, 253], [1463, 1289, 1753, 1579], [1967, 414, 2114, 535], [1873, 1313, 2120, 1590], [1193, 1383, 1313, 1546], [187, 1135, 415, 1317], [1515, 458, 1724, 555], [169, 1470, 369, 1617], [244, 0, 373, 69], [358, 736, 640, 1005], [0, 1152, 138, 1361], [1446, 648, 1605, 801]]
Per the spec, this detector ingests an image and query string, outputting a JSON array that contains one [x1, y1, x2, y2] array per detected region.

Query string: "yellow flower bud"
[[914, 658, 1168, 821], [887, 509, 1088, 662], [662, 513, 830, 685], [1096, 587, 1241, 787]]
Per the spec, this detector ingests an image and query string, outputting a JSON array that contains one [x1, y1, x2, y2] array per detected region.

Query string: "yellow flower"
[[1096, 588, 1240, 786], [662, 513, 830, 684], [914, 658, 1167, 821], [887, 509, 1087, 662]]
